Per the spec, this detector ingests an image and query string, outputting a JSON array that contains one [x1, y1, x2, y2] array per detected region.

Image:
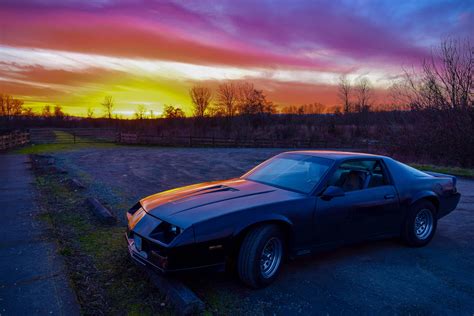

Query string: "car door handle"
[[384, 194, 396, 200]]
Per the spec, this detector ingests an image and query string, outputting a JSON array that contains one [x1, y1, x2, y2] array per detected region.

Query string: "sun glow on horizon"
[[1, 0, 472, 115]]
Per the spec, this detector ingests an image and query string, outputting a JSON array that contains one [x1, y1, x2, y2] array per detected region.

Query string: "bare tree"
[[162, 105, 185, 119], [217, 82, 238, 117], [0, 94, 5, 117], [189, 86, 212, 118], [281, 105, 300, 114], [282, 103, 326, 115], [134, 104, 147, 120], [0, 94, 24, 119], [236, 82, 254, 114], [355, 77, 372, 112], [101, 96, 114, 119], [41, 105, 52, 117], [22, 107, 34, 117], [54, 105, 65, 118], [305, 102, 326, 114], [394, 38, 473, 110], [236, 82, 274, 115], [86, 107, 94, 118], [337, 75, 352, 113]]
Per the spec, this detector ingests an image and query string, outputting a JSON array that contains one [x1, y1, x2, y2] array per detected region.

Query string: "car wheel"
[[402, 200, 437, 247], [237, 224, 284, 288]]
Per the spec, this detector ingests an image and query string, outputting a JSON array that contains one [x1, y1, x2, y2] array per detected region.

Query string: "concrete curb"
[[86, 197, 116, 225], [146, 270, 205, 315]]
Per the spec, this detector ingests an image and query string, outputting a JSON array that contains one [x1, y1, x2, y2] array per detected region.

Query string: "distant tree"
[[189, 86, 212, 118], [217, 82, 238, 117], [281, 103, 326, 115], [149, 109, 155, 119], [0, 94, 24, 119], [236, 82, 254, 114], [304, 102, 326, 114], [54, 105, 65, 118], [394, 38, 473, 110], [338, 75, 352, 113], [101, 96, 114, 119], [134, 104, 147, 120], [162, 105, 185, 119], [237, 83, 274, 115], [86, 107, 94, 118], [354, 77, 372, 113], [207, 105, 225, 117], [41, 105, 52, 117], [22, 107, 35, 117], [281, 105, 300, 114]]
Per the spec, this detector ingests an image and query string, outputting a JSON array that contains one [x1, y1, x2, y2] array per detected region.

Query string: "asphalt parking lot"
[[52, 146, 474, 314]]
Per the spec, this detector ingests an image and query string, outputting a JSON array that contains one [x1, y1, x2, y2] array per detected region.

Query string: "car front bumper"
[[126, 233, 226, 274]]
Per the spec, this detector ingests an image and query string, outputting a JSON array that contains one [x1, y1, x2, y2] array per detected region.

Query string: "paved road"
[[52, 147, 474, 315], [0, 154, 80, 315]]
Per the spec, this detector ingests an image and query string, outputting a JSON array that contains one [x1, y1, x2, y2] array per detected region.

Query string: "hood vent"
[[195, 185, 238, 193], [171, 185, 238, 204]]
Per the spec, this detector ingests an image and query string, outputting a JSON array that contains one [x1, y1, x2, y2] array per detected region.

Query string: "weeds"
[[32, 156, 172, 315]]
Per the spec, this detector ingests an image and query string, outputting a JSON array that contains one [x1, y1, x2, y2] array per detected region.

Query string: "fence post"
[[73, 132, 76, 144], [189, 135, 192, 147]]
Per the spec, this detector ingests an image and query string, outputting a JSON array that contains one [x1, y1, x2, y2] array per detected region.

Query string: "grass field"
[[15, 130, 116, 154], [410, 163, 474, 178]]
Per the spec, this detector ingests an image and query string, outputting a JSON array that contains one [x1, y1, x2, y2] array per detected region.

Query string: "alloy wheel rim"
[[414, 209, 433, 240], [260, 237, 282, 279]]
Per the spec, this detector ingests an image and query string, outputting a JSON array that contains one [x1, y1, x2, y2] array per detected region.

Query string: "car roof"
[[283, 150, 386, 160]]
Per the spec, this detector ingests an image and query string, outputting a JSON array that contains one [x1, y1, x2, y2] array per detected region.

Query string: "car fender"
[[410, 190, 439, 208], [232, 213, 294, 239]]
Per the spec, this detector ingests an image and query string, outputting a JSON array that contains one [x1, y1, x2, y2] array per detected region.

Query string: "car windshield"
[[243, 154, 333, 193]]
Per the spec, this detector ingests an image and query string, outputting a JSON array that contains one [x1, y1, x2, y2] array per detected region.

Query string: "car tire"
[[237, 224, 284, 288], [402, 200, 437, 247]]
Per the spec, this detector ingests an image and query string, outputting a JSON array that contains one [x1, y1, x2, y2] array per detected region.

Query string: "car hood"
[[140, 178, 284, 226]]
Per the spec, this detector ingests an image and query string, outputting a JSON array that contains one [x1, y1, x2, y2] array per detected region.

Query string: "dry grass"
[[31, 155, 173, 315]]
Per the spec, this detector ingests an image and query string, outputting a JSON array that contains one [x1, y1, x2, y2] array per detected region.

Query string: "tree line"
[[2, 38, 472, 121], [1, 38, 473, 167]]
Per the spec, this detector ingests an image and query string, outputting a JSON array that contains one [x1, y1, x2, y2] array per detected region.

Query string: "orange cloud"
[[0, 9, 328, 70]]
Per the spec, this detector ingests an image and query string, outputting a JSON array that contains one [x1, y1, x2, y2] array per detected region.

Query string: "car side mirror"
[[321, 186, 345, 200]]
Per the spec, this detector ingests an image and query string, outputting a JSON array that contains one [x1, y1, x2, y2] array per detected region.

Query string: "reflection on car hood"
[[140, 178, 280, 226]]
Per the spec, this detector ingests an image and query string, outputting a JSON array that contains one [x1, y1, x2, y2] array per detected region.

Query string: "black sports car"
[[126, 151, 460, 288]]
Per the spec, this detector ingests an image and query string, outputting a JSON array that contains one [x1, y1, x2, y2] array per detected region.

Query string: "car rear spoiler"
[[424, 171, 457, 187]]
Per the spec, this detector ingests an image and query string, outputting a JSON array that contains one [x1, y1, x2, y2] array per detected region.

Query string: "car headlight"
[[150, 221, 183, 244]]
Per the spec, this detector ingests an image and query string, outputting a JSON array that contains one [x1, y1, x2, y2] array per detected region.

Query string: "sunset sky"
[[1, 0, 473, 117]]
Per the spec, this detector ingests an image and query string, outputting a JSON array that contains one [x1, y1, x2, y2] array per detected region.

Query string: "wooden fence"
[[0, 132, 30, 150], [117, 132, 388, 151], [29, 128, 118, 144]]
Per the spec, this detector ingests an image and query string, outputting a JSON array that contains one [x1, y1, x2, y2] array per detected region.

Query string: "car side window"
[[368, 161, 390, 188], [327, 159, 390, 192]]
